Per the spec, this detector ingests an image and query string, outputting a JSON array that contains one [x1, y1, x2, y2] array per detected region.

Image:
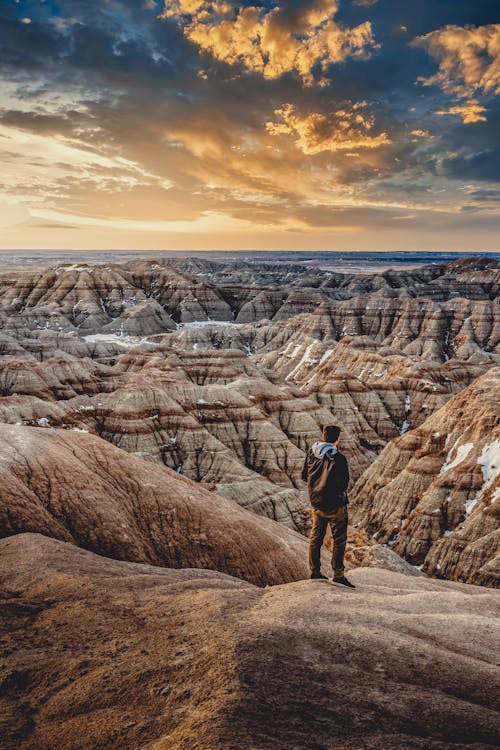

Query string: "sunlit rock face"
[[0, 422, 413, 583], [0, 256, 498, 582], [0, 423, 317, 587], [350, 368, 500, 587], [1, 533, 499, 750]]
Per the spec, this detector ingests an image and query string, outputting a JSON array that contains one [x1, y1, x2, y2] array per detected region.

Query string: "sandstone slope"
[[0, 354, 321, 532], [0, 257, 497, 458], [350, 368, 500, 586], [0, 423, 318, 587], [1, 533, 499, 750]]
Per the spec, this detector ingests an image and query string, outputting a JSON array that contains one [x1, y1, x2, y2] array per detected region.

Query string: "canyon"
[[1, 254, 499, 748], [0, 255, 498, 584]]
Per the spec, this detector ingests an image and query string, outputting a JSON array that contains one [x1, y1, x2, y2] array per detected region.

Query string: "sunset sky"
[[0, 0, 499, 251]]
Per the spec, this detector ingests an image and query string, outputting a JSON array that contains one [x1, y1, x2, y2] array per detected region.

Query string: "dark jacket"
[[301, 443, 349, 513]]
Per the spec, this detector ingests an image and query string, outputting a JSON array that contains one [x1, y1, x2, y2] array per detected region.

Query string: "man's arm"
[[301, 449, 309, 482], [337, 454, 349, 493]]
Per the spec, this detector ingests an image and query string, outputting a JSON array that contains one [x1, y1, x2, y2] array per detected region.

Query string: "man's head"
[[322, 425, 341, 444]]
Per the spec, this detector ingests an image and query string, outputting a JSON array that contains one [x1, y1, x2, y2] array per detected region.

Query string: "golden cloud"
[[266, 103, 391, 154], [435, 100, 487, 124], [161, 0, 377, 86], [415, 24, 500, 123]]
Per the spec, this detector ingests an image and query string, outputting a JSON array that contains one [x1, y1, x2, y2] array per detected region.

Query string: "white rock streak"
[[180, 320, 239, 328], [466, 439, 500, 515], [82, 333, 141, 347], [439, 440, 473, 476]]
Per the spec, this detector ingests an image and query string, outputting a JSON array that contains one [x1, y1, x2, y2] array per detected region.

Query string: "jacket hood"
[[311, 441, 338, 460]]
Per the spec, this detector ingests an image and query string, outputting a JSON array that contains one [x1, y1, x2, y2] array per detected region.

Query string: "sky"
[[0, 0, 499, 251]]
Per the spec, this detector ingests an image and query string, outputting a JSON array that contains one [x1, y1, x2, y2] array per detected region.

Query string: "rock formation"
[[0, 423, 319, 586], [350, 368, 500, 586], [1, 533, 499, 750], [0, 255, 498, 584]]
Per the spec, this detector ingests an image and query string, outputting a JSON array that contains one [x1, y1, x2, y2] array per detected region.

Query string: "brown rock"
[[350, 368, 500, 586], [0, 423, 318, 587], [0, 256, 498, 584], [1, 533, 499, 750]]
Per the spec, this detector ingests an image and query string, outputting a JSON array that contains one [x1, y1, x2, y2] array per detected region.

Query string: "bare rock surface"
[[0, 354, 319, 532], [1, 533, 499, 750], [0, 256, 498, 583], [350, 368, 500, 586], [0, 423, 319, 587]]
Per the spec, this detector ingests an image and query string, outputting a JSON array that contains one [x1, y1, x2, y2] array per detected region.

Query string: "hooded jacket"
[[301, 441, 349, 513]]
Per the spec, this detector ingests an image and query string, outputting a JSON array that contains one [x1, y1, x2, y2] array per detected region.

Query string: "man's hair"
[[322, 425, 341, 443]]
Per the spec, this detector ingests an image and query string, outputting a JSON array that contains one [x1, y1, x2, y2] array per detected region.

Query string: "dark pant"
[[309, 505, 348, 578]]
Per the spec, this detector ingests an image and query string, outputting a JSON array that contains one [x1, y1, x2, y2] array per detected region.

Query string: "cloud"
[[415, 24, 500, 122], [0, 0, 499, 250], [0, 120, 174, 224], [161, 0, 378, 85], [439, 146, 500, 182], [266, 102, 391, 154], [466, 187, 500, 202], [435, 100, 487, 123], [0, 199, 30, 228]]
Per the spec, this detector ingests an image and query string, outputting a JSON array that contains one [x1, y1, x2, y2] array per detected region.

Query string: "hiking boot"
[[332, 576, 356, 588], [310, 571, 329, 581]]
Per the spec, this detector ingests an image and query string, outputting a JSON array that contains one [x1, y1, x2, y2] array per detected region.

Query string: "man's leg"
[[308, 510, 328, 574], [329, 506, 348, 578]]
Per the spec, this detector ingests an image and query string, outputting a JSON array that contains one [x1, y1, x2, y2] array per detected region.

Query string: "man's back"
[[302, 441, 349, 514], [305, 426, 355, 586]]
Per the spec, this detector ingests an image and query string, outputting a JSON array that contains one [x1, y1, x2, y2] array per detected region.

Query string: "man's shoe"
[[332, 576, 356, 588], [310, 571, 329, 580]]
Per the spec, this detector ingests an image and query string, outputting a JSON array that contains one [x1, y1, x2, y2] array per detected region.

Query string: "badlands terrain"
[[0, 254, 499, 748], [0, 254, 498, 584]]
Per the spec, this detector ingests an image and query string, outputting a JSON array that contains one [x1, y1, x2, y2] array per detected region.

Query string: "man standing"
[[301, 425, 355, 588]]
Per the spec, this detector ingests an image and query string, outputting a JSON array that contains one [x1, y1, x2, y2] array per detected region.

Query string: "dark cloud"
[[441, 146, 500, 182], [467, 188, 500, 202]]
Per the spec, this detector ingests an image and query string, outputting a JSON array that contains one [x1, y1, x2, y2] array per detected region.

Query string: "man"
[[301, 425, 355, 588]]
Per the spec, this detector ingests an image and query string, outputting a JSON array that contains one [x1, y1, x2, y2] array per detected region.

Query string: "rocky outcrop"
[[350, 368, 500, 586], [250, 328, 489, 481], [1, 533, 499, 750], [0, 423, 320, 587]]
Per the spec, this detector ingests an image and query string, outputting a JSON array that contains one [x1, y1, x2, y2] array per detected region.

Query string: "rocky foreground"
[[1, 533, 499, 750]]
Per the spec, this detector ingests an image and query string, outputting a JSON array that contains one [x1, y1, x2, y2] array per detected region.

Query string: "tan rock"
[[350, 368, 500, 586], [0, 256, 498, 585], [1, 533, 499, 749], [0, 423, 317, 586]]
